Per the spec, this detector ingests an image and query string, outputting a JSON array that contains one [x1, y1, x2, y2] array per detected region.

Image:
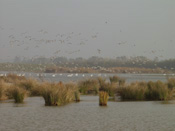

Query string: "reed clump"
[[10, 86, 27, 103], [99, 91, 109, 106], [98, 77, 118, 97], [109, 75, 125, 86], [30, 84, 44, 96], [42, 82, 79, 106], [99, 82, 117, 97], [18, 79, 37, 90], [65, 82, 80, 102], [66, 82, 80, 102], [167, 78, 175, 89], [145, 81, 170, 100], [17, 78, 41, 96], [118, 78, 126, 86], [78, 79, 99, 95], [74, 91, 80, 102], [42, 83, 59, 106], [0, 80, 5, 100], [0, 80, 12, 100], [109, 75, 120, 83], [117, 82, 147, 100], [117, 81, 174, 101]]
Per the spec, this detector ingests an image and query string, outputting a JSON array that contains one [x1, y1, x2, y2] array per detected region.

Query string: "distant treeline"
[[14, 56, 175, 71]]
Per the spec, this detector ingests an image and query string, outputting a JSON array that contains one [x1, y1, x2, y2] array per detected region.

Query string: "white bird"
[[67, 74, 73, 77], [97, 49, 101, 54], [98, 74, 101, 77], [0, 74, 4, 76], [18, 74, 22, 76], [52, 74, 56, 77]]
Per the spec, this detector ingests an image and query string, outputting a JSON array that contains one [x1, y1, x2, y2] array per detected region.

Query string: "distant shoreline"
[[0, 63, 173, 74]]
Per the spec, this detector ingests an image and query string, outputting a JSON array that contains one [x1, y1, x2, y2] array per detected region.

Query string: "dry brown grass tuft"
[[99, 91, 109, 106], [41, 82, 79, 106]]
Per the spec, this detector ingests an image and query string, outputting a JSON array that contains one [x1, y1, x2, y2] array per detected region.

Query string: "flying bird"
[[97, 49, 101, 54]]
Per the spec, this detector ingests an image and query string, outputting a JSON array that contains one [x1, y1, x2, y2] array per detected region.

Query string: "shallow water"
[[0, 96, 175, 131], [0, 72, 175, 83]]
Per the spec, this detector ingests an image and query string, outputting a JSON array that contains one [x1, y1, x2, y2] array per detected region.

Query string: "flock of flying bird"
[[0, 25, 168, 63], [2, 28, 102, 56], [0, 25, 175, 75]]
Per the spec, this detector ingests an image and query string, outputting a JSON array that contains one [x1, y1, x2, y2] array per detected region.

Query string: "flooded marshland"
[[0, 96, 175, 131], [1, 0, 175, 130]]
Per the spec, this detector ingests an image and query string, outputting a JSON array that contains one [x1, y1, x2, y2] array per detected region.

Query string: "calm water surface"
[[0, 96, 175, 131], [1, 72, 175, 83]]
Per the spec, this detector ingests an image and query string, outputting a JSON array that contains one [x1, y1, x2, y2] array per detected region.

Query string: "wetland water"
[[0, 96, 175, 131], [0, 73, 175, 131], [0, 72, 175, 83]]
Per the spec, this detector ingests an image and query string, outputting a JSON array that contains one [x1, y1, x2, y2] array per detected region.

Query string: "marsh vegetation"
[[99, 91, 109, 106], [0, 74, 175, 105]]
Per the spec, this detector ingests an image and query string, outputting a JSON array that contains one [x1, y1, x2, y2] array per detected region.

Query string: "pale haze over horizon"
[[0, 0, 175, 62]]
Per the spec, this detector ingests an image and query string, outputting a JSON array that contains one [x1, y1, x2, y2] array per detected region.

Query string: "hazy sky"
[[0, 0, 175, 61]]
